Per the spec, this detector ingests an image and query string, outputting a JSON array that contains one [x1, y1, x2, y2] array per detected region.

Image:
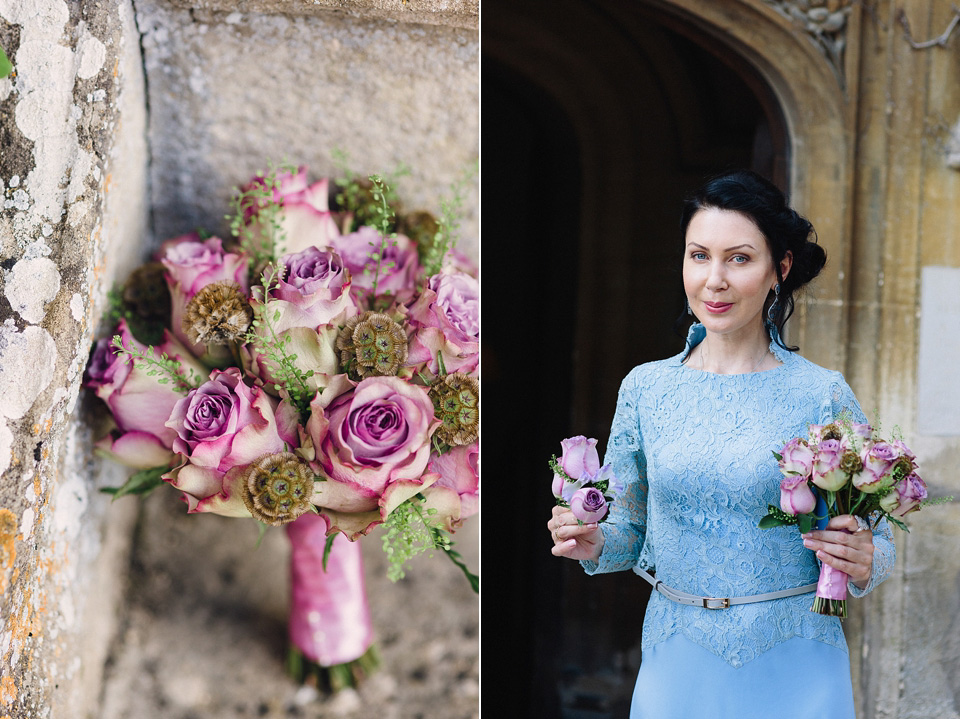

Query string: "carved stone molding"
[[762, 0, 852, 88]]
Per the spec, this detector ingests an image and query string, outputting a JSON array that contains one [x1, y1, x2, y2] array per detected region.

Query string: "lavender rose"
[[780, 475, 817, 515], [163, 367, 287, 515], [270, 246, 358, 330], [86, 319, 206, 469], [333, 226, 420, 301], [854, 440, 899, 493], [570, 487, 608, 523], [303, 375, 440, 539], [559, 436, 600, 479], [778, 437, 814, 477], [880, 472, 928, 517], [406, 271, 479, 377]]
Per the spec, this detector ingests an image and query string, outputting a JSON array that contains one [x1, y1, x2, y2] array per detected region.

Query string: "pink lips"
[[703, 302, 733, 314]]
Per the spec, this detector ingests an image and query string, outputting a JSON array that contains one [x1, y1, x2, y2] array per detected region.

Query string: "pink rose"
[[85, 319, 207, 469], [854, 440, 899, 493], [880, 472, 928, 517], [163, 367, 287, 515], [559, 436, 600, 479], [240, 166, 340, 257], [159, 235, 250, 355], [779, 438, 814, 477], [406, 271, 479, 377], [422, 443, 479, 531], [305, 375, 440, 539], [811, 439, 848, 491], [779, 475, 817, 515], [570, 487, 608, 523], [333, 226, 420, 302]]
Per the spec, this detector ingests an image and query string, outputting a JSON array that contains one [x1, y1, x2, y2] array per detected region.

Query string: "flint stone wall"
[[0, 1, 478, 717]]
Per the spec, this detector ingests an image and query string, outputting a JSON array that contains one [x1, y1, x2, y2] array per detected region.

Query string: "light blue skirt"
[[631, 634, 856, 719]]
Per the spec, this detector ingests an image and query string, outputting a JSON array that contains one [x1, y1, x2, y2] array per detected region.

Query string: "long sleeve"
[[826, 374, 897, 596], [581, 367, 648, 575]]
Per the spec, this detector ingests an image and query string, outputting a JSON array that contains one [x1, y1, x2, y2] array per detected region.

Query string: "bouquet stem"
[[811, 562, 848, 619], [285, 513, 377, 690]]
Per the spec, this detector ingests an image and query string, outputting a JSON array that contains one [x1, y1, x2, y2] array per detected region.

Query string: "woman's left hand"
[[802, 515, 875, 590]]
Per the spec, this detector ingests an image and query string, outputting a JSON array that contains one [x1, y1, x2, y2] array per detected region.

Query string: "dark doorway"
[[481, 2, 790, 716]]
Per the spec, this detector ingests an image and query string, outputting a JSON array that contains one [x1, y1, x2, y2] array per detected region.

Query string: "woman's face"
[[682, 207, 788, 340]]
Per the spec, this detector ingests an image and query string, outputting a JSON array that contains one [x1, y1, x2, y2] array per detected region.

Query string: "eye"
[[691, 251, 707, 261], [731, 254, 749, 264]]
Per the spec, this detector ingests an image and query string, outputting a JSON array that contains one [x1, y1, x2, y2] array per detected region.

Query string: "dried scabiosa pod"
[[240, 452, 316, 526], [182, 281, 254, 345], [336, 311, 408, 379], [429, 372, 478, 446]]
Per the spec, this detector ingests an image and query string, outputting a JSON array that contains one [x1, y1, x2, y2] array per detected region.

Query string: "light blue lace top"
[[582, 323, 896, 668]]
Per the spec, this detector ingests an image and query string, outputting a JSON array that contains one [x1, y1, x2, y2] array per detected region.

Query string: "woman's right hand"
[[549, 505, 604, 562]]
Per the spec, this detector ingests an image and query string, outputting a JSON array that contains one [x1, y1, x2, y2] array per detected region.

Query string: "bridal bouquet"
[[85, 160, 479, 688], [550, 436, 623, 523], [759, 416, 936, 618]]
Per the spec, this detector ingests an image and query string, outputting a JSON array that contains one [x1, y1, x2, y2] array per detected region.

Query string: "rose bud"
[[780, 475, 817, 515], [811, 439, 849, 491], [570, 487, 608, 523]]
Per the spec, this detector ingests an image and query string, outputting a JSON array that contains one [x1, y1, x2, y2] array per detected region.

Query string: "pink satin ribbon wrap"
[[815, 563, 849, 601], [285, 512, 374, 666]]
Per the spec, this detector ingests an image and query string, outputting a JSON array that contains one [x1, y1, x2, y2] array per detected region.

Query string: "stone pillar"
[[843, 3, 960, 717]]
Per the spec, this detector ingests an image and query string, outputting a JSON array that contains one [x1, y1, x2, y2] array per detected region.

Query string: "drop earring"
[[686, 300, 694, 316], [767, 284, 781, 323]]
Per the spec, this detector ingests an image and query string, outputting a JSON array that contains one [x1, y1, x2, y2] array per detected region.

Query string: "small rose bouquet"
[[85, 159, 478, 689], [759, 415, 944, 618], [549, 436, 623, 523]]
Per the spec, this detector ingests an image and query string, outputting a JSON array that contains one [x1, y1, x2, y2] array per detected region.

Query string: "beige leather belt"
[[634, 567, 818, 610]]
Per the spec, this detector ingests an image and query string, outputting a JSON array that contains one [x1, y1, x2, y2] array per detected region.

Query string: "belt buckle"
[[702, 596, 730, 610]]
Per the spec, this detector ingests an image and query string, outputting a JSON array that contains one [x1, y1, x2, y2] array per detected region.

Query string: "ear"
[[777, 250, 793, 286]]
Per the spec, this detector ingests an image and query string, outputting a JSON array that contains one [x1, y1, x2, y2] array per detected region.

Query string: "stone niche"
[[0, 1, 478, 717]]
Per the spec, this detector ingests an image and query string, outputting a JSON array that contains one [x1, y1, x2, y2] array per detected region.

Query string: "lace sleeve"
[[826, 373, 897, 596], [581, 367, 648, 575], [849, 514, 896, 596]]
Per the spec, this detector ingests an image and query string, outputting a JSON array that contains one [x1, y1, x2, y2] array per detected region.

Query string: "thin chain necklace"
[[700, 341, 769, 374]]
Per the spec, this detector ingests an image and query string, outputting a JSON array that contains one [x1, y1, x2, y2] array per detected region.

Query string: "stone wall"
[[0, 1, 478, 717], [0, 1, 148, 717]]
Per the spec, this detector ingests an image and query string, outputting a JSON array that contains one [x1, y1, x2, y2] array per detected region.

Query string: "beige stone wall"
[[136, 0, 479, 260]]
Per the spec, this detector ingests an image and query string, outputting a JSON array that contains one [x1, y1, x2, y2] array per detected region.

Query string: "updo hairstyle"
[[679, 169, 827, 351]]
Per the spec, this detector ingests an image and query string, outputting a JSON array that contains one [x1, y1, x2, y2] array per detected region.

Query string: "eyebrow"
[[686, 242, 757, 252]]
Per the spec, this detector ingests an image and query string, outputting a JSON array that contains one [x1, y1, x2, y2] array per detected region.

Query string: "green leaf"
[[99, 465, 167, 500], [0, 46, 11, 79], [323, 534, 336, 572], [797, 513, 815, 534], [758, 514, 792, 529], [443, 544, 479, 593]]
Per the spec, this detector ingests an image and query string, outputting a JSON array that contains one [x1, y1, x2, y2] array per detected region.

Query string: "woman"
[[548, 170, 895, 718]]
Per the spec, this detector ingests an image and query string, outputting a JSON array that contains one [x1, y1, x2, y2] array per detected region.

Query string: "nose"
[[705, 259, 727, 291]]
